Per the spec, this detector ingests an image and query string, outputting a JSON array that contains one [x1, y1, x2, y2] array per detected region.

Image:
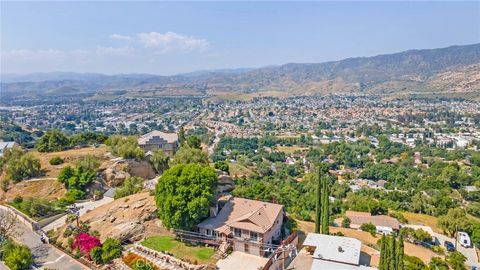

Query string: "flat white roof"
[[311, 259, 377, 270], [303, 233, 361, 266]]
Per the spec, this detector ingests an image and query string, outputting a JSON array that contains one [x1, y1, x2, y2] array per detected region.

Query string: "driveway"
[[43, 196, 114, 232], [403, 224, 479, 268], [216, 251, 269, 270], [0, 208, 88, 270]]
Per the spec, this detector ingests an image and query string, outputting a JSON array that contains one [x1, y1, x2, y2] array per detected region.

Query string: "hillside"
[[1, 43, 479, 100]]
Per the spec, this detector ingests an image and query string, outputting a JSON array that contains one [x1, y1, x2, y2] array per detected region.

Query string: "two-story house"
[[138, 131, 178, 156], [197, 196, 284, 257]]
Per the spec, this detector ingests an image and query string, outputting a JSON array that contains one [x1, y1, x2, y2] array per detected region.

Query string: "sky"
[[1, 1, 479, 75]]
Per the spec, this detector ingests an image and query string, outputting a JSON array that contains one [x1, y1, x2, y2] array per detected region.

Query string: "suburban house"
[[197, 196, 285, 257], [138, 131, 178, 156], [291, 233, 377, 270], [338, 211, 400, 235], [0, 141, 18, 157]]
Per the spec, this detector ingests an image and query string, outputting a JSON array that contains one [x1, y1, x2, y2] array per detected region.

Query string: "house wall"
[[262, 208, 284, 244], [233, 241, 261, 257]]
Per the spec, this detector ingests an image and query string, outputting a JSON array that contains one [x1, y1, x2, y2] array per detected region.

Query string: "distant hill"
[[1, 43, 479, 101]]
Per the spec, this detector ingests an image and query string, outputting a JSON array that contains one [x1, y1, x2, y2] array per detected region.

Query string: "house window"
[[250, 232, 258, 241], [206, 229, 213, 236], [234, 228, 241, 237]]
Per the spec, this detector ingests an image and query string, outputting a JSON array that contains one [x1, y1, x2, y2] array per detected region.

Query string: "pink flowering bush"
[[72, 233, 101, 259]]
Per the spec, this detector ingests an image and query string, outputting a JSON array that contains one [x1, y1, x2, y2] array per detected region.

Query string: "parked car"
[[444, 240, 455, 252], [457, 232, 471, 248]]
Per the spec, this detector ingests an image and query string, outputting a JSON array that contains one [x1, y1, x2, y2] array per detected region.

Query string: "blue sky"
[[1, 1, 479, 75]]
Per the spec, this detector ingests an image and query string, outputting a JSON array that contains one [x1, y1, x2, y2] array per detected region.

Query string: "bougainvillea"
[[72, 233, 101, 259]]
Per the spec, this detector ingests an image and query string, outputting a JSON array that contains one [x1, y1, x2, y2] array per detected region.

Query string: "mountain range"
[[1, 43, 480, 101]]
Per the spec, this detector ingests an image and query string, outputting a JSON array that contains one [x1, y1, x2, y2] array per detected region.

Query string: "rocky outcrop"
[[216, 174, 235, 194], [56, 193, 158, 243], [101, 159, 156, 187], [127, 160, 156, 179]]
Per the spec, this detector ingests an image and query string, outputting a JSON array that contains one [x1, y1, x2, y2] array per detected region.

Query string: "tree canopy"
[[169, 145, 208, 167], [154, 163, 217, 230], [36, 129, 70, 152]]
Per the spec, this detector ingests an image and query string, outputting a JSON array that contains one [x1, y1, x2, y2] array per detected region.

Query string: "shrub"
[[3, 244, 33, 270], [100, 238, 122, 263], [72, 233, 101, 259], [90, 247, 103, 264], [114, 177, 144, 199], [49, 156, 64, 165], [342, 217, 351, 228], [360, 222, 376, 236], [214, 161, 229, 173]]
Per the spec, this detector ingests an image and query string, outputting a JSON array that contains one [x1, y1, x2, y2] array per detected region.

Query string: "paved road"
[[403, 224, 479, 268], [42, 196, 114, 232], [0, 209, 88, 270]]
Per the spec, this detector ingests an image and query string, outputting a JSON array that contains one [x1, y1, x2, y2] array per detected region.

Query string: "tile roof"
[[345, 211, 400, 230], [198, 197, 284, 234]]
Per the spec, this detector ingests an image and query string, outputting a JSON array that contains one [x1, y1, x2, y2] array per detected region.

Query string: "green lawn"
[[141, 236, 216, 264]]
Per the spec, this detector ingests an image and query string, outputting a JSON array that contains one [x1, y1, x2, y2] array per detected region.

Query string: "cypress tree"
[[389, 236, 397, 270], [379, 234, 387, 270], [396, 235, 405, 270], [321, 176, 330, 234], [314, 167, 321, 233]]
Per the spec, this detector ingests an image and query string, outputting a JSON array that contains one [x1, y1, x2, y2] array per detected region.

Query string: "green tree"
[[149, 149, 169, 174], [315, 167, 321, 234], [5, 151, 41, 182], [389, 236, 396, 270], [178, 127, 186, 145], [36, 130, 70, 152], [360, 222, 376, 236], [342, 217, 351, 228], [437, 208, 472, 237], [446, 251, 466, 270], [155, 163, 217, 230], [75, 155, 100, 171], [214, 161, 229, 173], [321, 172, 330, 234], [396, 235, 405, 270], [169, 145, 208, 166], [114, 177, 144, 199], [106, 136, 144, 160], [186, 136, 202, 149], [429, 257, 449, 270], [379, 234, 387, 270], [3, 244, 33, 270]]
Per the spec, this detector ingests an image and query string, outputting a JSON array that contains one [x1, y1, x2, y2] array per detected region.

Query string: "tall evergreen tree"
[[379, 234, 387, 270], [389, 236, 397, 270], [315, 167, 321, 234], [396, 235, 405, 270], [321, 175, 330, 234]]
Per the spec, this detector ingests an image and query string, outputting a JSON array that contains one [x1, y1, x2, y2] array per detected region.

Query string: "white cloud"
[[109, 33, 132, 41], [137, 31, 209, 53], [96, 46, 134, 56]]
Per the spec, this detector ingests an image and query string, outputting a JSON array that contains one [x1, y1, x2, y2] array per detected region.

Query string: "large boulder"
[[127, 160, 156, 180], [216, 174, 235, 194], [101, 159, 156, 187]]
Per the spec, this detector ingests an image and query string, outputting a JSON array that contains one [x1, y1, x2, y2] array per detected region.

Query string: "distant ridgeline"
[[1, 43, 479, 101]]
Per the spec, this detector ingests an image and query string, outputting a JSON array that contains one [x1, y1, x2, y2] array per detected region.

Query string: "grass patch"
[[402, 212, 442, 234], [228, 163, 254, 177], [276, 145, 309, 154], [141, 236, 216, 265]]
